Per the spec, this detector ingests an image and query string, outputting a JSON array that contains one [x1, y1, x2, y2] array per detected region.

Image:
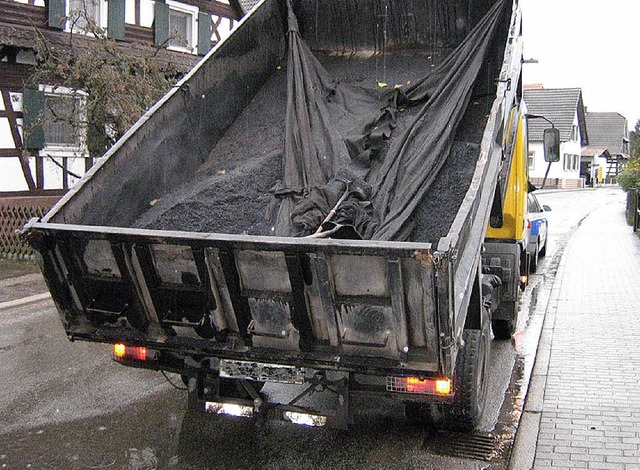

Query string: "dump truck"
[[23, 0, 554, 431]]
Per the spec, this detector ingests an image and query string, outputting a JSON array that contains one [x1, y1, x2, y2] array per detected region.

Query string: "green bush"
[[617, 159, 640, 191]]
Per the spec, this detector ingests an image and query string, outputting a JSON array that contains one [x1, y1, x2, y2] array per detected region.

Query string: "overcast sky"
[[521, 0, 638, 131]]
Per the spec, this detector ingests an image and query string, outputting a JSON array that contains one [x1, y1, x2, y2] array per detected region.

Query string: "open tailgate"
[[26, 221, 442, 375]]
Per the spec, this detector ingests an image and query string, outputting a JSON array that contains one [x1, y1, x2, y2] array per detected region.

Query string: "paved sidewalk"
[[511, 196, 640, 469]]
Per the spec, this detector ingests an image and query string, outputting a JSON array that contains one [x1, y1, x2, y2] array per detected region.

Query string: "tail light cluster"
[[113, 343, 149, 362], [386, 376, 452, 395]]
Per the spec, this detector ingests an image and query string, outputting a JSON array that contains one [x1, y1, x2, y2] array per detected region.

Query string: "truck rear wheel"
[[530, 241, 539, 273], [492, 299, 517, 340], [492, 318, 515, 340], [539, 240, 547, 258], [405, 310, 491, 431], [442, 311, 492, 430]]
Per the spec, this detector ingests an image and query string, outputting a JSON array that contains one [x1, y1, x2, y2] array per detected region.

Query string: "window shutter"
[[107, 0, 126, 40], [48, 0, 66, 29], [23, 89, 46, 150], [197, 12, 212, 55], [154, 2, 170, 46]]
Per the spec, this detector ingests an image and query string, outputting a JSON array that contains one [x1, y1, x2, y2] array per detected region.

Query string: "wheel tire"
[[406, 310, 492, 431], [492, 298, 517, 340], [441, 313, 492, 431], [492, 318, 515, 340], [539, 240, 547, 258], [530, 241, 539, 273]]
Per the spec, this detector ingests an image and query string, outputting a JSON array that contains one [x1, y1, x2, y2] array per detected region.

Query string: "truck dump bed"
[[27, 0, 522, 378]]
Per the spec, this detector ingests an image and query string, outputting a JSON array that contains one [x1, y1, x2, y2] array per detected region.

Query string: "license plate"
[[220, 359, 305, 384]]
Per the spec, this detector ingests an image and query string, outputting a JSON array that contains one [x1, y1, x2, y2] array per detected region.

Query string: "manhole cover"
[[423, 430, 498, 461]]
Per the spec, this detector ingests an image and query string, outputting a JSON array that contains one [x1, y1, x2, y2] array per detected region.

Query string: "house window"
[[528, 151, 535, 170], [166, 0, 198, 53], [563, 154, 579, 172], [67, 0, 107, 34], [41, 86, 87, 152], [570, 125, 579, 142], [43, 95, 83, 148], [22, 86, 88, 190], [169, 9, 192, 49], [155, 1, 210, 55], [563, 154, 579, 171]]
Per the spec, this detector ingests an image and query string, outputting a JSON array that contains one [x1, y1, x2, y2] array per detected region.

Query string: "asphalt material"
[[132, 52, 490, 245], [510, 197, 640, 469], [0, 273, 47, 307]]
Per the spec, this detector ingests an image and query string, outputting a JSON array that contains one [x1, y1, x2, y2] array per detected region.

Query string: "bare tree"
[[30, 9, 183, 159]]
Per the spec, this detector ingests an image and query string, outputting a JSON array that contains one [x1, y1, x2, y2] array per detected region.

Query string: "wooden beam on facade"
[[0, 148, 21, 157], [1, 89, 37, 190], [189, 0, 242, 19], [0, 62, 34, 90]]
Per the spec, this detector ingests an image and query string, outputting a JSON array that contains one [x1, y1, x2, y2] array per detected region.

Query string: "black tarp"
[[135, 0, 507, 243], [277, 0, 506, 241]]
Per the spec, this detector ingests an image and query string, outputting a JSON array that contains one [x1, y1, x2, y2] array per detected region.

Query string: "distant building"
[[580, 146, 611, 187], [584, 112, 630, 184], [523, 86, 588, 189]]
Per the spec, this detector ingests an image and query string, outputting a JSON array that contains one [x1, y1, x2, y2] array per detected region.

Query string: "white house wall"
[[529, 110, 583, 189], [38, 157, 83, 189], [0, 120, 14, 151], [593, 155, 608, 183], [0, 91, 27, 191], [0, 160, 28, 191]]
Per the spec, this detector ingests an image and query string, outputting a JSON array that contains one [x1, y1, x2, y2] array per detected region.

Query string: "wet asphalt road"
[[0, 293, 511, 469], [0, 188, 623, 469]]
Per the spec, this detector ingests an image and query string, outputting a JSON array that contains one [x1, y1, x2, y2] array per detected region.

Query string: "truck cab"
[[484, 107, 531, 339]]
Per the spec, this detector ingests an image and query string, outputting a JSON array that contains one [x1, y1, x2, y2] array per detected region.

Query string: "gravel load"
[[134, 1, 504, 244]]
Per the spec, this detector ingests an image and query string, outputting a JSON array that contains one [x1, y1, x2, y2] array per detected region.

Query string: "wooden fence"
[[0, 194, 62, 258]]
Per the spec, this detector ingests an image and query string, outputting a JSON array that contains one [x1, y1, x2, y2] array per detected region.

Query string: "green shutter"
[[107, 0, 126, 40], [48, 0, 66, 29], [197, 12, 212, 55], [154, 2, 169, 46], [23, 89, 46, 150]]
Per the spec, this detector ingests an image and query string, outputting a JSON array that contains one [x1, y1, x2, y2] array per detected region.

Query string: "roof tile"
[[523, 87, 586, 144], [585, 112, 629, 156]]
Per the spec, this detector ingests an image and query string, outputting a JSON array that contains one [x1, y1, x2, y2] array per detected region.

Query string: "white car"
[[526, 193, 550, 272]]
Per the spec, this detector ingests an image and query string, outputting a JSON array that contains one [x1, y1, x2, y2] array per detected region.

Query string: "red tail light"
[[387, 376, 452, 396], [113, 343, 147, 361]]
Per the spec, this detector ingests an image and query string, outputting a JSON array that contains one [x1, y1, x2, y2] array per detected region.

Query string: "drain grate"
[[423, 430, 499, 461]]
